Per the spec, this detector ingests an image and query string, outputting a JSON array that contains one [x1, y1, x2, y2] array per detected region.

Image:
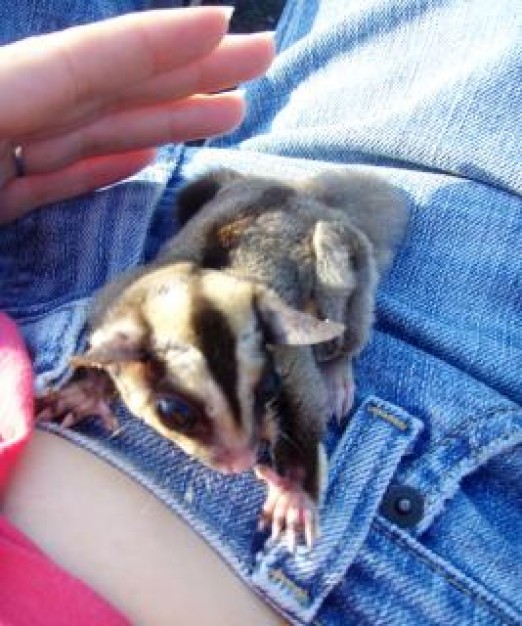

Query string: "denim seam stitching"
[[374, 517, 521, 625], [427, 406, 521, 451], [419, 429, 522, 534], [423, 427, 522, 505], [403, 405, 521, 493], [306, 409, 415, 609], [367, 403, 409, 431], [267, 568, 311, 606]]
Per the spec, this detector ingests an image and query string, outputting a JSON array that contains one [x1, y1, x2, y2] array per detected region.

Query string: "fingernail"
[[217, 6, 235, 22], [287, 530, 297, 554], [253, 30, 276, 39]]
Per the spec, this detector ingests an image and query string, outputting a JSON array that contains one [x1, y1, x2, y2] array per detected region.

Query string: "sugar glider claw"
[[36, 369, 118, 432], [255, 465, 319, 552]]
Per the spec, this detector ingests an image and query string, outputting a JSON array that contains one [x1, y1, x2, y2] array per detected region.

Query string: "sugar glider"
[[37, 168, 408, 551]]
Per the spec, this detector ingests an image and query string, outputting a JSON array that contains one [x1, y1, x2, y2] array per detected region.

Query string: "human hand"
[[0, 7, 274, 224]]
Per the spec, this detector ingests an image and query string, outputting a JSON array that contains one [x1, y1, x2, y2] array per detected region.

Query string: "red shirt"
[[0, 312, 129, 626]]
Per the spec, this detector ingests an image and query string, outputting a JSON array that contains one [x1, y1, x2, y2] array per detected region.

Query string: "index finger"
[[0, 6, 234, 138]]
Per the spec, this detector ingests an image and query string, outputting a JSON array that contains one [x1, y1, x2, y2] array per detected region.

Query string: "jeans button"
[[380, 484, 424, 528]]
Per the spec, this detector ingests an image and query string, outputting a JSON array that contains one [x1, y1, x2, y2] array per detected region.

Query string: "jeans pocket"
[[326, 514, 522, 626], [252, 396, 423, 625]]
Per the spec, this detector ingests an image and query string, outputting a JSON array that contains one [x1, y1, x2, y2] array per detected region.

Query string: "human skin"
[[0, 7, 274, 223], [2, 431, 288, 625], [0, 7, 279, 621]]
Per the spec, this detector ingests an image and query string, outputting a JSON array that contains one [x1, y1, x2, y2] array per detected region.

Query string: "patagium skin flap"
[[38, 168, 408, 551]]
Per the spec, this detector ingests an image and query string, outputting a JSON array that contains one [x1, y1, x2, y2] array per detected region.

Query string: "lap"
[[2, 430, 285, 626]]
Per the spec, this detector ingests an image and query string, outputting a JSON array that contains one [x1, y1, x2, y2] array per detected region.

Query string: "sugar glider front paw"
[[36, 369, 118, 431], [255, 465, 319, 552], [319, 359, 355, 422]]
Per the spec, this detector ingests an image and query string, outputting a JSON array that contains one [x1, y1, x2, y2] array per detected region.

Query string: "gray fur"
[[158, 168, 407, 360], [149, 168, 408, 504], [44, 167, 408, 548]]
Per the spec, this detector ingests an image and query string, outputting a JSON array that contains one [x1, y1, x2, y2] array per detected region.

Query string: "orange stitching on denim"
[[374, 519, 520, 625], [268, 568, 310, 606], [368, 404, 408, 432]]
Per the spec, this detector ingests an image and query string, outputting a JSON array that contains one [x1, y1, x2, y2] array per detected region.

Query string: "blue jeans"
[[1, 0, 521, 624]]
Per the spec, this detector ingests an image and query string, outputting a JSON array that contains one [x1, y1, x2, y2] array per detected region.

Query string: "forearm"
[[2, 430, 287, 625]]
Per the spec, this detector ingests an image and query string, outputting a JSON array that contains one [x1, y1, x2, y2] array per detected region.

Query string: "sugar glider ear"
[[312, 220, 376, 294], [71, 321, 146, 370], [176, 169, 244, 226], [255, 288, 345, 346]]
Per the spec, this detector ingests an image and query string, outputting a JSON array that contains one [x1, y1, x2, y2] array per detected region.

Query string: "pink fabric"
[[0, 312, 33, 491], [0, 312, 130, 625]]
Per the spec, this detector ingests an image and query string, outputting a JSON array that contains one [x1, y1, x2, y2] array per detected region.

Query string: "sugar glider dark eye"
[[155, 396, 198, 432]]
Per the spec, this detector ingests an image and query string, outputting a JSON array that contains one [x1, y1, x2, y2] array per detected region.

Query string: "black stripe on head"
[[191, 293, 242, 426]]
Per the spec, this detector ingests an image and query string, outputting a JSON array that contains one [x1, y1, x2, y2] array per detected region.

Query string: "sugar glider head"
[[77, 263, 344, 474]]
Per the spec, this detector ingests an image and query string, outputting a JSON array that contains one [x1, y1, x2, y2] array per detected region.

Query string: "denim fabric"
[[0, 0, 185, 42], [1, 0, 521, 624]]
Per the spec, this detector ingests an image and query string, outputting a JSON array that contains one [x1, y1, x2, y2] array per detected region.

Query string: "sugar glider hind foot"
[[255, 464, 319, 552], [254, 443, 328, 552], [36, 369, 118, 432]]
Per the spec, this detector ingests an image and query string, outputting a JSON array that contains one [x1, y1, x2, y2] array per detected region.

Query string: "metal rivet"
[[380, 484, 424, 528], [395, 497, 412, 514]]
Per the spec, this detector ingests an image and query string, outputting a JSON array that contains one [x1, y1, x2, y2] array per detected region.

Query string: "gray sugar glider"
[[38, 168, 408, 551]]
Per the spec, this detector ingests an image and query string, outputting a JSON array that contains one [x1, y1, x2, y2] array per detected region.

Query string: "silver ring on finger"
[[0, 143, 26, 188], [12, 145, 26, 178]]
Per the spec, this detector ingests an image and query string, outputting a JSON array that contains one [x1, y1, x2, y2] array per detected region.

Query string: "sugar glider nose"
[[213, 447, 258, 474]]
